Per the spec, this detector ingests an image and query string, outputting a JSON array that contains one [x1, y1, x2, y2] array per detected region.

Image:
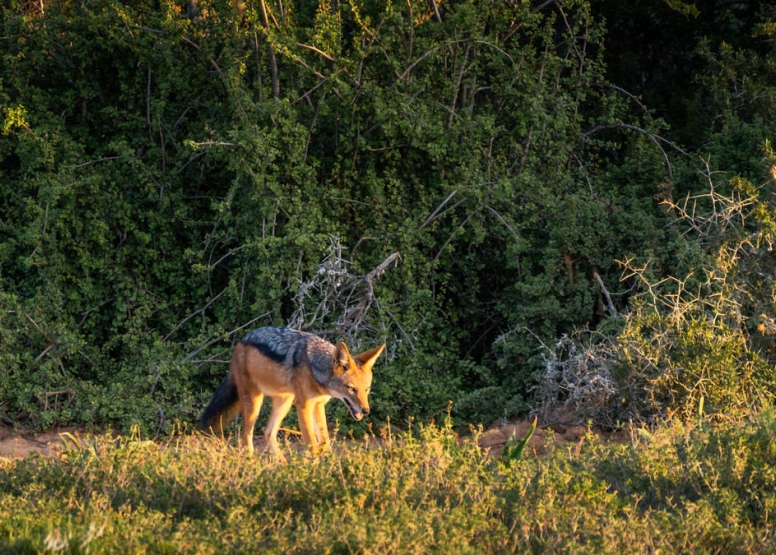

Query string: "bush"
[[526, 152, 776, 427], [613, 156, 776, 423], [0, 0, 680, 432]]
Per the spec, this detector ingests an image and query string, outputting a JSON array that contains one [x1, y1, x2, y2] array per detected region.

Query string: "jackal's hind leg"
[[239, 392, 264, 453]]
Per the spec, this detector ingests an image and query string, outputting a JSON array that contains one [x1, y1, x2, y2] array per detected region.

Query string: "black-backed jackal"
[[199, 327, 385, 458]]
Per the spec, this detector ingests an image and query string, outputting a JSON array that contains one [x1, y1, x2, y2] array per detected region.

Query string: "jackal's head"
[[328, 342, 385, 421]]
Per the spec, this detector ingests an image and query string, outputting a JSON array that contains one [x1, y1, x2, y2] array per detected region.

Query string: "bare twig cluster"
[[287, 235, 400, 348], [663, 160, 760, 247], [529, 332, 618, 427]]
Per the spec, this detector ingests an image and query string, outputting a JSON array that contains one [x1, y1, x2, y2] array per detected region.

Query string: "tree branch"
[[578, 123, 688, 184], [593, 271, 618, 319]]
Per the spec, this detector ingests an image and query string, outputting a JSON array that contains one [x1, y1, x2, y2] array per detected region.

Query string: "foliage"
[[611, 157, 776, 424], [0, 0, 679, 431], [2, 415, 776, 552], [531, 2, 776, 427], [528, 150, 776, 427], [2, 0, 776, 432], [597, 0, 776, 151]]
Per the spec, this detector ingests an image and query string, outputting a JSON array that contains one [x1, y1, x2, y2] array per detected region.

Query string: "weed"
[[2, 415, 776, 552]]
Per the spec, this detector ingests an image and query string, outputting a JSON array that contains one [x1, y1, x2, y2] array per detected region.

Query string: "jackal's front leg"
[[296, 400, 325, 455], [313, 400, 331, 447], [264, 394, 295, 460]]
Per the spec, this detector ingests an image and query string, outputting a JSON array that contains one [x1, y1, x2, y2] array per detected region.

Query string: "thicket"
[[1, 0, 776, 433]]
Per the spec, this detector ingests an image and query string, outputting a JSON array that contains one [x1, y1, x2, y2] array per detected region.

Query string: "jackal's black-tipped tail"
[[198, 375, 239, 435]]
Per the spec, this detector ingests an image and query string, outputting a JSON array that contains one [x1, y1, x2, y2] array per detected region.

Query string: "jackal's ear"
[[356, 343, 386, 373], [335, 342, 352, 369]]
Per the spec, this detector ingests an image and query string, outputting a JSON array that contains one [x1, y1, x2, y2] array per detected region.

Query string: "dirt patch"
[[0, 423, 71, 459], [477, 421, 602, 458], [474, 405, 627, 458], [0, 419, 626, 461]]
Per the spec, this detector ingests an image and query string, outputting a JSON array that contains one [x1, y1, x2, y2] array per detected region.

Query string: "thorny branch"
[[504, 329, 618, 427], [288, 236, 401, 347]]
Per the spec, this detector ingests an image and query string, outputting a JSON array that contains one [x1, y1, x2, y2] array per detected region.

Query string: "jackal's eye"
[[347, 386, 357, 395]]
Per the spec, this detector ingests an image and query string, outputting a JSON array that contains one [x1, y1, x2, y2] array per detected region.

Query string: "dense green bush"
[[2, 0, 776, 432], [0, 0, 669, 431]]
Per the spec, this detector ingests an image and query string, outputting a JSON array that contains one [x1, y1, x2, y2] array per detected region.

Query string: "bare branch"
[[482, 204, 519, 241], [420, 190, 460, 229], [593, 271, 617, 319], [429, 0, 442, 23], [181, 312, 272, 362], [258, 0, 280, 97], [164, 288, 227, 342], [448, 44, 470, 129], [297, 42, 336, 62], [433, 209, 478, 263], [394, 40, 467, 84], [578, 123, 689, 184]]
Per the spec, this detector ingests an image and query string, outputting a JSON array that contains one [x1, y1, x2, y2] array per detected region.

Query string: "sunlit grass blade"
[[501, 416, 537, 464]]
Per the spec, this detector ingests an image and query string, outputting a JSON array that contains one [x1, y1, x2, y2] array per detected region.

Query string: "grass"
[[1, 414, 776, 553]]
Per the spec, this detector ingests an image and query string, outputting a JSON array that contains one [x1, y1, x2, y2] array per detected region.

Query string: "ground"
[[0, 423, 72, 459], [0, 416, 621, 460]]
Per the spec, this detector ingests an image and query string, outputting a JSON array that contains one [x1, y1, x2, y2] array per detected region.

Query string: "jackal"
[[199, 327, 385, 457]]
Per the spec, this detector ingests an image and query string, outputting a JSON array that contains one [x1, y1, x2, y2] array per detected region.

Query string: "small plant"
[[500, 416, 537, 464]]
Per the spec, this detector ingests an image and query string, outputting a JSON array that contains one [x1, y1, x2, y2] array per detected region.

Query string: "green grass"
[[2, 414, 776, 553]]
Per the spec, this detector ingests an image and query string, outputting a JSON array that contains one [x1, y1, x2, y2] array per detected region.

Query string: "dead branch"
[[578, 123, 689, 184], [419, 190, 462, 229], [340, 252, 401, 329], [181, 311, 272, 362], [593, 271, 617, 319], [297, 42, 336, 62], [258, 0, 280, 97], [394, 40, 469, 84], [164, 287, 227, 342], [482, 204, 519, 241], [286, 237, 401, 346], [433, 210, 477, 263], [429, 0, 442, 23], [448, 44, 470, 129]]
